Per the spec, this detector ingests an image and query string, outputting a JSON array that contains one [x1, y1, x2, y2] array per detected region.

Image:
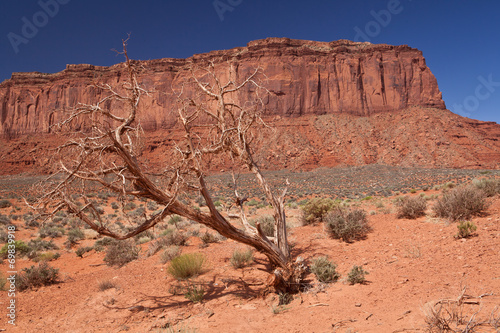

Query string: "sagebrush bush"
[[472, 178, 500, 197], [32, 252, 60, 262], [395, 196, 427, 219], [103, 240, 140, 267], [39, 225, 65, 239], [230, 248, 254, 268], [310, 256, 339, 283], [160, 246, 181, 264], [433, 185, 489, 221], [249, 215, 275, 237], [347, 265, 369, 285], [160, 229, 188, 246], [16, 262, 59, 291], [324, 208, 370, 242], [168, 253, 205, 280], [301, 198, 337, 225], [200, 231, 222, 244], [75, 246, 93, 258], [455, 221, 477, 239]]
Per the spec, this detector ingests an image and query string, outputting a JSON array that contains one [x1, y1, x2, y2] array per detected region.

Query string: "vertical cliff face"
[[0, 38, 445, 136]]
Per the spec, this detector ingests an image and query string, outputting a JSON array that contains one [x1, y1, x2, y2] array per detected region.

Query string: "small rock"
[[355, 303, 362, 307]]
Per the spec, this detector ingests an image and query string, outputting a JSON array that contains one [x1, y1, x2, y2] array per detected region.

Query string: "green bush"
[[16, 262, 59, 291], [301, 198, 337, 225], [65, 228, 85, 247], [310, 256, 339, 283], [0, 214, 10, 225], [433, 185, 488, 221], [230, 248, 254, 268], [395, 196, 427, 219], [0, 240, 31, 259], [103, 240, 140, 267], [168, 253, 205, 280], [347, 265, 369, 285], [455, 221, 477, 239], [324, 208, 371, 242]]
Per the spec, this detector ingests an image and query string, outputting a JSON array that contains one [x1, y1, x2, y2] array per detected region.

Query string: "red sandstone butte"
[[0, 38, 499, 173]]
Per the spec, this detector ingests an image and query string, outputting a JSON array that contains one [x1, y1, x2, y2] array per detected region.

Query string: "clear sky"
[[1, 0, 499, 124]]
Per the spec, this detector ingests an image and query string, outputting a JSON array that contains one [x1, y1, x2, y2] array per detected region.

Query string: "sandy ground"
[[1, 194, 499, 333]]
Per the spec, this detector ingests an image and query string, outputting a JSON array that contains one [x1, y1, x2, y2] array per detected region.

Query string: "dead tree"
[[32, 40, 306, 293]]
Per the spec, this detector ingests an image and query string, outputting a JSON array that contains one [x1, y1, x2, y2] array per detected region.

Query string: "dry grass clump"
[[433, 185, 489, 221], [347, 265, 369, 285], [395, 196, 427, 219], [168, 253, 205, 280], [98, 280, 118, 291], [324, 208, 370, 242], [160, 246, 181, 264], [230, 248, 254, 268]]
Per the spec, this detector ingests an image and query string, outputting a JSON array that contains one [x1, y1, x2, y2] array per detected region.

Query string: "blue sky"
[[1, 0, 499, 123]]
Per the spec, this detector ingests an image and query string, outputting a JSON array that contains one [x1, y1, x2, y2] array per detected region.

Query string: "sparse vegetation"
[[395, 196, 427, 219], [310, 256, 339, 283], [76, 246, 94, 258], [455, 220, 477, 239], [98, 280, 118, 291], [472, 178, 500, 197], [16, 262, 59, 291], [347, 265, 369, 285], [168, 253, 205, 280], [103, 240, 140, 267], [230, 248, 254, 268], [300, 198, 337, 225], [160, 246, 181, 264], [249, 215, 274, 237], [184, 283, 205, 303], [324, 208, 370, 242], [433, 185, 489, 221]]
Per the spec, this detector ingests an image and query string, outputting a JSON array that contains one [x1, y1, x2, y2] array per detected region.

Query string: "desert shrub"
[[473, 178, 500, 197], [65, 228, 85, 247], [103, 240, 140, 267], [301, 198, 337, 225], [32, 252, 60, 262], [184, 283, 205, 303], [0, 214, 10, 225], [230, 248, 254, 268], [123, 202, 137, 211], [111, 202, 119, 210], [347, 265, 369, 285], [324, 208, 370, 242], [455, 221, 477, 239], [310, 256, 339, 283], [39, 225, 65, 239], [93, 237, 115, 252], [200, 231, 222, 244], [98, 280, 118, 291], [75, 246, 94, 258], [0, 272, 6, 291], [432, 185, 488, 221], [16, 262, 59, 291], [168, 253, 205, 280], [395, 196, 427, 219], [0, 240, 31, 259], [249, 215, 274, 237], [0, 199, 12, 209], [147, 200, 158, 211], [167, 214, 183, 226], [160, 246, 181, 264], [27, 238, 58, 254], [160, 229, 188, 246]]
